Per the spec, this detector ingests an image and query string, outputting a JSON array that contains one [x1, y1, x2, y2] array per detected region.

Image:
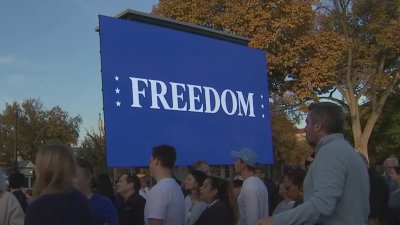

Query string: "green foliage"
[[0, 99, 82, 163], [295, 0, 400, 158], [368, 92, 400, 163], [75, 130, 108, 173], [271, 105, 310, 166]]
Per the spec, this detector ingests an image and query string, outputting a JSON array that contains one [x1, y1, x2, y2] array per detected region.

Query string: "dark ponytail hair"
[[188, 170, 207, 187], [123, 173, 141, 193], [207, 176, 235, 221], [208, 176, 229, 203]]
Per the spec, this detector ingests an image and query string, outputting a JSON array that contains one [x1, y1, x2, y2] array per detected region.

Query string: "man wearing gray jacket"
[[257, 102, 369, 225]]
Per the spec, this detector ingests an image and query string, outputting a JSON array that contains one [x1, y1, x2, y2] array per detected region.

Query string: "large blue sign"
[[99, 15, 273, 167]]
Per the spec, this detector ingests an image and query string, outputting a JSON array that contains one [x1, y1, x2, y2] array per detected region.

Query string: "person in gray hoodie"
[[257, 102, 369, 225]]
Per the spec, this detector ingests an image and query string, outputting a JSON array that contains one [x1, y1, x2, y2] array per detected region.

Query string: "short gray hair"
[[384, 156, 399, 166]]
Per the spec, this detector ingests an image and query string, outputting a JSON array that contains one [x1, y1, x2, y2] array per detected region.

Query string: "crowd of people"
[[0, 102, 399, 225]]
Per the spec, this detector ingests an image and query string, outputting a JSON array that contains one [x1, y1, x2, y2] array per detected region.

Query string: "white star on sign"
[[114, 76, 119, 81], [262, 114, 265, 118], [115, 88, 120, 94], [261, 94, 264, 99], [261, 104, 264, 108], [116, 101, 121, 107]]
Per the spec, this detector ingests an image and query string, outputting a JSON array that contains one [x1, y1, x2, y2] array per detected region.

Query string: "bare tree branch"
[[344, 0, 352, 10], [377, 56, 386, 77], [361, 73, 400, 144], [319, 96, 349, 111], [378, 73, 400, 108], [329, 87, 337, 98], [357, 79, 372, 99], [346, 48, 354, 94], [334, 0, 351, 37], [335, 84, 349, 104], [315, 5, 333, 14]]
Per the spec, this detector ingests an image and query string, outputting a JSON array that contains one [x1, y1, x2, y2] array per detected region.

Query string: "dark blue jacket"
[[25, 189, 105, 225]]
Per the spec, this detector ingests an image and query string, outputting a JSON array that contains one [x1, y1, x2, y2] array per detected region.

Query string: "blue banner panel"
[[99, 15, 273, 167]]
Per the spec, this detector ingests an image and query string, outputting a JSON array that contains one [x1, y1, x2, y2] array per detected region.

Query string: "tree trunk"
[[356, 141, 369, 160], [349, 97, 362, 150], [350, 75, 398, 161], [351, 97, 384, 161]]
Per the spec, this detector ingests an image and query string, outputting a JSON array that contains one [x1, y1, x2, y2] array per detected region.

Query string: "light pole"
[[13, 110, 18, 172]]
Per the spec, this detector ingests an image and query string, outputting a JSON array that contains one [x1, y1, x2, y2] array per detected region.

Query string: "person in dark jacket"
[[387, 166, 400, 225], [8, 171, 28, 212], [255, 164, 280, 215], [116, 173, 146, 225], [367, 166, 390, 225], [24, 144, 100, 225], [194, 176, 234, 225]]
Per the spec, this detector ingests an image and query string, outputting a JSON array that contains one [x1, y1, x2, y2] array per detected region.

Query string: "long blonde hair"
[[32, 144, 76, 197]]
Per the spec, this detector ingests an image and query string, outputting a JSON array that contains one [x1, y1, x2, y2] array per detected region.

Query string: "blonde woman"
[[24, 144, 94, 225], [0, 169, 24, 225]]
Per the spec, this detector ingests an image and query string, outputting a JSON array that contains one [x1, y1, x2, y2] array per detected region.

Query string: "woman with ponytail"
[[194, 176, 234, 225]]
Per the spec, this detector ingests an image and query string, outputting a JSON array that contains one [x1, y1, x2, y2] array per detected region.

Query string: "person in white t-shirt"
[[231, 148, 269, 225], [145, 145, 185, 225]]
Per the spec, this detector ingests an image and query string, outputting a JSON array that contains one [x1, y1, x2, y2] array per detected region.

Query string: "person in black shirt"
[[116, 173, 146, 225], [194, 176, 233, 225], [8, 172, 28, 212], [255, 164, 280, 215]]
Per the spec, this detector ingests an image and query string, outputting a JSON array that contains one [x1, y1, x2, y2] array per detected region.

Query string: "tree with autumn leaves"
[[153, 0, 400, 161], [0, 99, 81, 164], [153, 0, 316, 165], [0, 99, 109, 172], [295, 0, 400, 160]]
